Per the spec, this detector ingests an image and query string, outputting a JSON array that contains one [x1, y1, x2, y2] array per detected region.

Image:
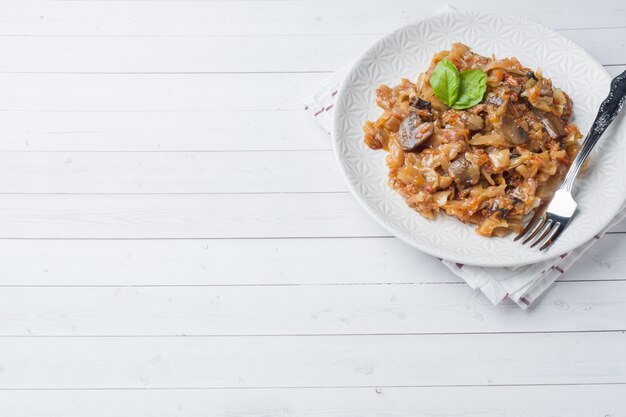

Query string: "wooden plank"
[[0, 237, 454, 286], [611, 217, 626, 233], [0, 29, 623, 73], [7, 147, 626, 196], [606, 65, 626, 77], [0, 110, 331, 152], [568, 29, 626, 66], [0, 35, 373, 73], [0, 333, 623, 388], [566, 232, 626, 279], [1, 0, 624, 36], [2, 385, 625, 417], [0, 193, 622, 238], [0, 234, 624, 286], [0, 73, 320, 111], [1, 281, 626, 335], [0, 151, 345, 193], [0, 193, 385, 238]]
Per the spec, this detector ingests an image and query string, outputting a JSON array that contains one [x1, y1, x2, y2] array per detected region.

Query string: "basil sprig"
[[429, 59, 460, 106], [429, 59, 487, 109]]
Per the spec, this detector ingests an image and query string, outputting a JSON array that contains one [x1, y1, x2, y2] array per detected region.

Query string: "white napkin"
[[303, 11, 626, 309]]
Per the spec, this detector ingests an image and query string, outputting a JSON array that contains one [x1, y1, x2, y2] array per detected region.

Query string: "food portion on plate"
[[362, 43, 582, 237]]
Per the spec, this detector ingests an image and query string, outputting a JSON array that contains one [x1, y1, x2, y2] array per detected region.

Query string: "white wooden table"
[[0, 1, 625, 415]]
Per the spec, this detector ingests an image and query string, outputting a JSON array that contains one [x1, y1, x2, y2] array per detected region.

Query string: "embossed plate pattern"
[[332, 11, 626, 266]]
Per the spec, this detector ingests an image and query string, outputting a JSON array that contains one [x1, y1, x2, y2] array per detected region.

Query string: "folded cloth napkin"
[[303, 12, 626, 309]]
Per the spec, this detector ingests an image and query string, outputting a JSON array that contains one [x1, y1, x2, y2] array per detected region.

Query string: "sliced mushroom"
[[409, 96, 432, 110], [458, 111, 485, 131], [398, 112, 434, 152], [540, 116, 559, 139], [448, 155, 480, 186], [498, 114, 529, 145], [534, 110, 565, 139]]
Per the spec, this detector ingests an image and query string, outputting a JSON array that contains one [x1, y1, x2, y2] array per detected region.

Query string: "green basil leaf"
[[429, 59, 460, 107], [452, 69, 487, 109]]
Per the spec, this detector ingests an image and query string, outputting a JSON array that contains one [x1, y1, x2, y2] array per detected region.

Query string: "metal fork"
[[515, 70, 626, 250]]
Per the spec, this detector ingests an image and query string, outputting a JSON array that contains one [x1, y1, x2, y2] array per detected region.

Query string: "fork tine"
[[515, 209, 545, 242], [530, 220, 554, 248], [539, 222, 563, 251], [522, 216, 548, 245]]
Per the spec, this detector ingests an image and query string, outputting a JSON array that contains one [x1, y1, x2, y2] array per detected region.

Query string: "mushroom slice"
[[398, 112, 434, 152], [498, 114, 529, 145], [409, 96, 433, 110], [448, 155, 480, 186], [535, 110, 565, 139], [458, 111, 485, 131]]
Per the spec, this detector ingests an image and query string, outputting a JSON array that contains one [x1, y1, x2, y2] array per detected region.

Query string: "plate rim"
[[331, 10, 624, 267]]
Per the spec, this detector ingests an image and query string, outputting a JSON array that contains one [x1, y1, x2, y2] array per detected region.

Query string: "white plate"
[[332, 11, 626, 267]]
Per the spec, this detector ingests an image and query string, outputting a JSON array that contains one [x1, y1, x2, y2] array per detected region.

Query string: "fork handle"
[[561, 70, 626, 192]]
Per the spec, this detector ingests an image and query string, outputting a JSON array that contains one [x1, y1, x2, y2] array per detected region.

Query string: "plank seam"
[[0, 382, 624, 391], [0, 330, 623, 337]]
